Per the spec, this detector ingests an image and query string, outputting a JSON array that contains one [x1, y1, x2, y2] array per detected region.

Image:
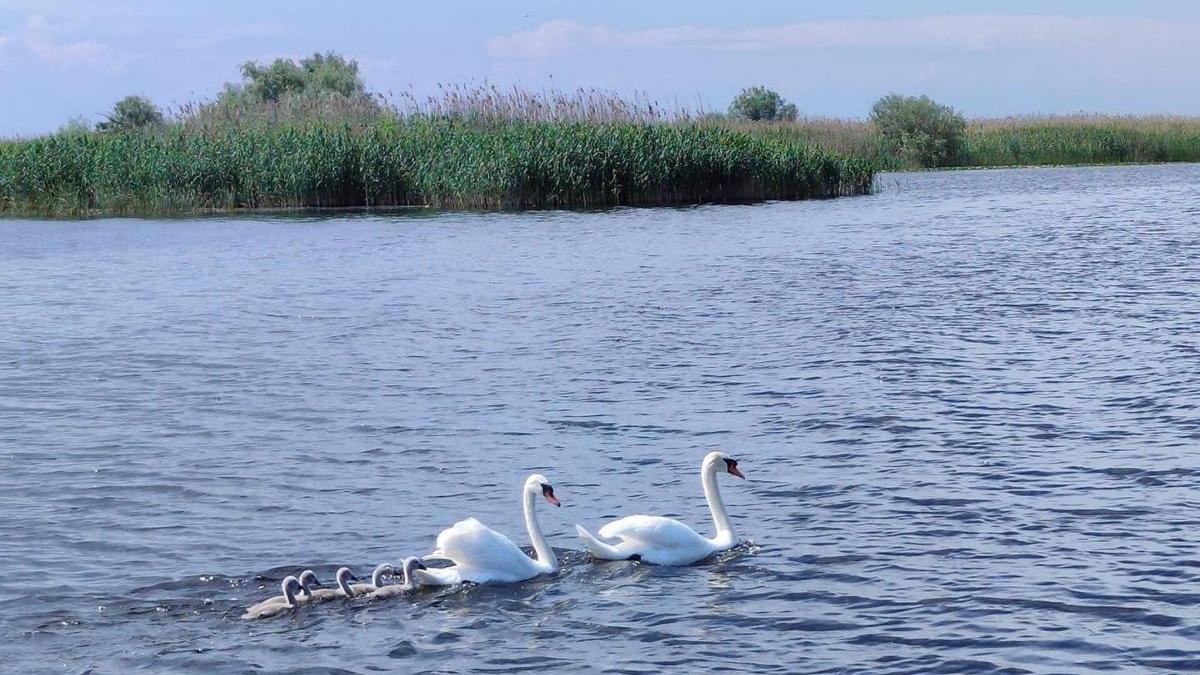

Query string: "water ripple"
[[2, 164, 1200, 673]]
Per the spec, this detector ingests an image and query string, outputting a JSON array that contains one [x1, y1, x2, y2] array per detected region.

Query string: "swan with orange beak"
[[576, 451, 745, 566]]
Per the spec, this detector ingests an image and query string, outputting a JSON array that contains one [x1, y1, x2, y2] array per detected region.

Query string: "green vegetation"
[[756, 110, 1200, 171], [13, 56, 1198, 218], [958, 116, 1200, 167], [870, 94, 966, 168], [729, 86, 798, 122], [0, 78, 874, 216], [97, 95, 165, 133], [721, 91, 1200, 170], [0, 118, 874, 213], [236, 52, 367, 102]]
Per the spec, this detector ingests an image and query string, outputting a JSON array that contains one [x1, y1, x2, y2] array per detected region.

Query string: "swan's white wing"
[[434, 517, 540, 582], [597, 515, 717, 565], [599, 515, 709, 548]]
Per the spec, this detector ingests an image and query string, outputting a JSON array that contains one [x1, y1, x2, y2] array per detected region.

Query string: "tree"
[[729, 86, 797, 122], [238, 52, 366, 102], [870, 94, 966, 168], [97, 95, 164, 132], [58, 116, 94, 135]]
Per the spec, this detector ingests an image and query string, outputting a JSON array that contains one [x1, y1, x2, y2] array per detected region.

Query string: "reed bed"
[[762, 115, 1200, 170], [725, 117, 892, 166], [395, 83, 692, 123], [0, 117, 874, 216], [959, 115, 1200, 167], [6, 77, 1199, 217], [0, 85, 876, 216]]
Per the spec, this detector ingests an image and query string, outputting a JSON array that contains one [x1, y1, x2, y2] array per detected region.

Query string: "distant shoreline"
[[5, 104, 1196, 218], [4, 48, 1190, 218], [758, 113, 1200, 171]]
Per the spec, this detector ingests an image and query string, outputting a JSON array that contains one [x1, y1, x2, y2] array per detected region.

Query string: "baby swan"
[[296, 569, 322, 603], [364, 557, 427, 601], [242, 575, 303, 620], [347, 563, 394, 596], [306, 567, 361, 602]]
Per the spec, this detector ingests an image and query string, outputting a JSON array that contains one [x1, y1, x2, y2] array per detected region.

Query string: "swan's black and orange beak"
[[541, 483, 561, 507], [724, 458, 746, 479]]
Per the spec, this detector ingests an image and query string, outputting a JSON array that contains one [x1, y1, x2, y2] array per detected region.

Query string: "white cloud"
[[488, 15, 1192, 60], [15, 13, 130, 69]]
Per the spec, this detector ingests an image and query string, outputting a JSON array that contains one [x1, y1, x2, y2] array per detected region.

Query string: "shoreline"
[[882, 158, 1200, 173], [5, 157, 1197, 220]]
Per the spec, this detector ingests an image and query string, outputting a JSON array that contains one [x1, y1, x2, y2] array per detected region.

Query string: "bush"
[[870, 94, 965, 167], [237, 52, 366, 103], [729, 86, 797, 122], [97, 95, 164, 132]]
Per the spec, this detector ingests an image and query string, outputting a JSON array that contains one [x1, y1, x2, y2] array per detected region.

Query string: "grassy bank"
[[768, 114, 1200, 170]]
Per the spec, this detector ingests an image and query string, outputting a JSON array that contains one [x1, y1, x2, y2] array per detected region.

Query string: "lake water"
[[2, 164, 1199, 674]]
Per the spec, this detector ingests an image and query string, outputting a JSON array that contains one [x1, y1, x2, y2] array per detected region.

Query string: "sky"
[[2, 0, 1200, 135]]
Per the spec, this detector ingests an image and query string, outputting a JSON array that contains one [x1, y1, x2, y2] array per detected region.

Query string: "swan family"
[[243, 451, 745, 619]]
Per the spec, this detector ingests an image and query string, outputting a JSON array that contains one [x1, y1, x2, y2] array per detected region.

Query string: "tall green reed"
[[0, 85, 875, 216]]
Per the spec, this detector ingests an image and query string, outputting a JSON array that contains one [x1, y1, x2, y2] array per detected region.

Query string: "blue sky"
[[2, 0, 1200, 135]]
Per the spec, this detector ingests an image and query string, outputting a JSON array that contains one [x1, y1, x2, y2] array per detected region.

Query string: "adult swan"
[[576, 451, 745, 566], [414, 473, 561, 585]]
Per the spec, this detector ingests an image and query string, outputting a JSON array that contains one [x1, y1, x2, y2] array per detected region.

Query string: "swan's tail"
[[575, 524, 628, 560]]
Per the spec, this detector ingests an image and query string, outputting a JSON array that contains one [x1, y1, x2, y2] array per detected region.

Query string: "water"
[[2, 164, 1199, 673]]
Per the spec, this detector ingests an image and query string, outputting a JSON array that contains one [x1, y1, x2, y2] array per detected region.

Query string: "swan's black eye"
[[540, 483, 561, 505], [724, 458, 737, 470]]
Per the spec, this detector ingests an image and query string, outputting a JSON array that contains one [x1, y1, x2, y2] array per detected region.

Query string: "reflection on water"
[[2, 163, 1200, 673]]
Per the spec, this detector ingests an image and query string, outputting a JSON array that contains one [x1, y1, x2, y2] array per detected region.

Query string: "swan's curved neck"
[[337, 573, 353, 596], [702, 463, 735, 546], [371, 565, 389, 588], [524, 487, 557, 571], [283, 580, 298, 606]]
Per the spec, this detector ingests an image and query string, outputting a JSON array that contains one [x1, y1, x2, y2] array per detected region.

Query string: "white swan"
[[241, 575, 303, 620], [364, 557, 427, 600], [576, 451, 745, 566], [413, 474, 561, 585]]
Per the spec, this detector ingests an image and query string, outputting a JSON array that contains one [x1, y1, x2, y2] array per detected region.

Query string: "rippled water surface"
[[2, 164, 1200, 674]]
